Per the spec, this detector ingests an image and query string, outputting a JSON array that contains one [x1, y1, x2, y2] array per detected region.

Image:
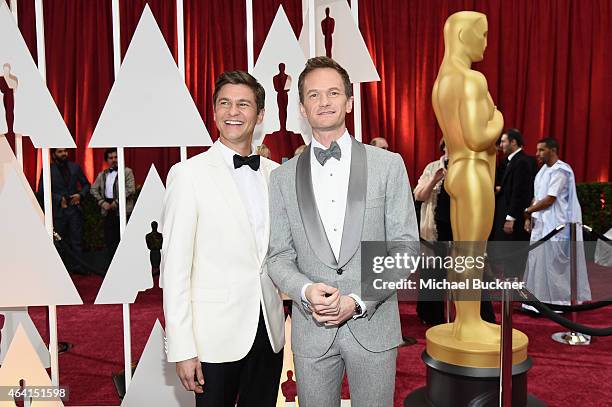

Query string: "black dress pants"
[[195, 309, 283, 407], [103, 209, 120, 262]]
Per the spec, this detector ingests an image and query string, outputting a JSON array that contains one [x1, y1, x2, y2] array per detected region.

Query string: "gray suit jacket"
[[267, 137, 419, 358]]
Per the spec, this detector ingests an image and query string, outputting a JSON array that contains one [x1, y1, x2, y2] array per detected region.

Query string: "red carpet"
[[21, 275, 612, 406]]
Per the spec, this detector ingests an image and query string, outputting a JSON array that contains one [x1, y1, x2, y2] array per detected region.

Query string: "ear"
[[345, 96, 354, 114], [299, 103, 307, 118], [257, 108, 265, 125], [458, 28, 466, 44]]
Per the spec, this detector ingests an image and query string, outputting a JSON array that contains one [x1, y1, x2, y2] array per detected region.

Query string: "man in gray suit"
[[267, 56, 418, 407]]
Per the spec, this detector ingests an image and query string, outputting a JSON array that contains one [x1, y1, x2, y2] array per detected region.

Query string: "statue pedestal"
[[404, 352, 546, 407]]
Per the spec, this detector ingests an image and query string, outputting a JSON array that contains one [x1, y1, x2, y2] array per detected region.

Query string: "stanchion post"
[[551, 222, 591, 345], [499, 278, 514, 407], [445, 289, 452, 323], [570, 222, 578, 319], [445, 241, 453, 323]]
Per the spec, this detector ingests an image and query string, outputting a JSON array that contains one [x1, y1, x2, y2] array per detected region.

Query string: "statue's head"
[[443, 11, 488, 62], [325, 7, 330, 16], [278, 62, 286, 72], [151, 221, 158, 231], [3, 63, 10, 74]]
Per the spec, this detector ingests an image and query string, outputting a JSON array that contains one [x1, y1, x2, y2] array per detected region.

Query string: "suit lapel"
[[501, 150, 523, 186], [296, 145, 338, 268], [337, 138, 367, 268], [206, 143, 259, 257], [501, 157, 513, 186]]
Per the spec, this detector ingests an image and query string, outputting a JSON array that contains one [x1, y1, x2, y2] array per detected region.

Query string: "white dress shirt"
[[217, 140, 268, 254], [105, 169, 118, 199], [310, 131, 352, 258], [505, 148, 522, 221], [301, 131, 366, 318]]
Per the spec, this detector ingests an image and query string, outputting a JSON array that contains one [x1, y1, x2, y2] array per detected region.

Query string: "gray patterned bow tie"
[[314, 141, 342, 166]]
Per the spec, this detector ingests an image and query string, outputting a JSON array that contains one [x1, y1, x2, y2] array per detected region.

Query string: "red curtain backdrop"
[[358, 0, 612, 183], [183, 0, 247, 155], [8, 0, 611, 187]]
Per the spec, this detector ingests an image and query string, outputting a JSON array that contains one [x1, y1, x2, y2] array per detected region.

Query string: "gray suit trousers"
[[293, 324, 398, 407]]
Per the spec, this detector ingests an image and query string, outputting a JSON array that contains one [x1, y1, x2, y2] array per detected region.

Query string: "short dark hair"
[[298, 56, 352, 103], [50, 148, 65, 158], [504, 128, 524, 147], [537, 137, 560, 152], [104, 148, 117, 161], [213, 71, 265, 112]]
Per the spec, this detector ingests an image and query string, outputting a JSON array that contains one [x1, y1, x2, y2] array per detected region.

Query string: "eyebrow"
[[217, 97, 253, 103], [307, 87, 342, 93]]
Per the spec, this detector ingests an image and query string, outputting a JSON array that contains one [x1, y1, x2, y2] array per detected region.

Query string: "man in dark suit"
[[37, 148, 90, 274], [493, 129, 537, 278]]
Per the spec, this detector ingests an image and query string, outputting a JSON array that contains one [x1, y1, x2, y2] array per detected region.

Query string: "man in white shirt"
[[267, 57, 419, 407], [523, 137, 591, 305], [161, 71, 285, 407]]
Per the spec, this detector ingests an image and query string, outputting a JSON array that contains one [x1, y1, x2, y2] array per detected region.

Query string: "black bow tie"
[[109, 167, 117, 173], [233, 154, 260, 171]]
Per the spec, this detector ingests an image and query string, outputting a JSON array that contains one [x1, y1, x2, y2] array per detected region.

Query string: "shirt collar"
[[310, 130, 351, 160], [508, 147, 522, 161], [216, 139, 255, 170]]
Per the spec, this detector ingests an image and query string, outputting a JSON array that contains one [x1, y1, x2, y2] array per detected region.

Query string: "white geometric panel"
[[0, 2, 75, 148], [299, 0, 379, 83], [594, 228, 612, 267], [121, 320, 192, 407], [95, 165, 164, 304], [0, 167, 82, 307], [89, 5, 211, 148], [253, 6, 310, 146], [0, 325, 64, 407], [0, 308, 50, 368], [0, 136, 43, 222]]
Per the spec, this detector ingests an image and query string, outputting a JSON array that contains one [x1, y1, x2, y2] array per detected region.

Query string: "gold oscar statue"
[[428, 11, 528, 368]]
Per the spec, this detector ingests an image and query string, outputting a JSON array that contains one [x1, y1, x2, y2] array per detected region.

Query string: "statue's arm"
[[458, 73, 503, 152]]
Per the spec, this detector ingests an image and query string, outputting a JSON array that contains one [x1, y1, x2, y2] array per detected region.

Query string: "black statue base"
[[404, 351, 546, 407]]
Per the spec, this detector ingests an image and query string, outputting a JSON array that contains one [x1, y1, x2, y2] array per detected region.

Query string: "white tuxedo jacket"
[[161, 143, 284, 363]]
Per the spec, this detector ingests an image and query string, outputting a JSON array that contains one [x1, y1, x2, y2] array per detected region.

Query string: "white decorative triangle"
[[0, 2, 75, 148], [95, 165, 164, 304], [0, 308, 50, 368], [0, 167, 82, 307], [299, 0, 379, 83], [0, 325, 64, 406], [253, 6, 310, 146], [89, 5, 211, 147], [0, 136, 43, 221], [121, 320, 192, 407]]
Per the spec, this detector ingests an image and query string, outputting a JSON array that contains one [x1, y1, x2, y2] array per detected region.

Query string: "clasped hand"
[[305, 283, 356, 326]]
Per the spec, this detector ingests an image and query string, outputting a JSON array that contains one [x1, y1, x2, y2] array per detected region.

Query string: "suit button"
[[337, 268, 343, 275]]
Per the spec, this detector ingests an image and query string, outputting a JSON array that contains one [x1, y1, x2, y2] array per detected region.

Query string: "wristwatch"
[[354, 300, 362, 316]]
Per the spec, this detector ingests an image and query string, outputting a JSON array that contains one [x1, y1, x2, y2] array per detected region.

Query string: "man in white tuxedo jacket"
[[161, 71, 285, 407], [267, 57, 418, 407]]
